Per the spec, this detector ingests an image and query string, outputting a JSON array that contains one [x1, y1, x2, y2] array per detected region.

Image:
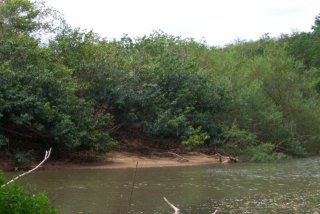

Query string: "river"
[[10, 157, 320, 213]]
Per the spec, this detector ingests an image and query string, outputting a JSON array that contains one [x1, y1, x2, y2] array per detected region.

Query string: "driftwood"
[[163, 197, 180, 214], [228, 156, 239, 163], [214, 153, 239, 163], [164, 196, 218, 214], [1, 148, 52, 188], [151, 151, 189, 162], [166, 152, 189, 162]]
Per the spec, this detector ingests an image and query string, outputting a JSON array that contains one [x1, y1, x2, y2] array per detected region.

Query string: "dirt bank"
[[44, 151, 231, 170]]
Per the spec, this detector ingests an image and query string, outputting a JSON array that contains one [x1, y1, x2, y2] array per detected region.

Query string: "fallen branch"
[[1, 148, 52, 188], [214, 153, 223, 163], [228, 156, 240, 163], [214, 152, 239, 163], [166, 152, 189, 162], [163, 196, 180, 214]]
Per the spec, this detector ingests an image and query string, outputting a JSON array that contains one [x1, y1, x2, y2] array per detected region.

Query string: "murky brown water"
[[9, 158, 320, 213]]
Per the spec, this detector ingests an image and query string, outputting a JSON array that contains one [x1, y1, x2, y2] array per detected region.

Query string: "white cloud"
[[45, 0, 320, 46]]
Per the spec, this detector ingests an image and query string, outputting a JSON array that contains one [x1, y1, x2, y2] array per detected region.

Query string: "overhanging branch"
[[1, 148, 52, 188]]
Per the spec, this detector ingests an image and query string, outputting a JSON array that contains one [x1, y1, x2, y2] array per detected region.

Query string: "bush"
[[241, 143, 289, 162], [11, 151, 34, 166], [220, 124, 258, 155], [0, 171, 58, 214], [181, 126, 210, 148]]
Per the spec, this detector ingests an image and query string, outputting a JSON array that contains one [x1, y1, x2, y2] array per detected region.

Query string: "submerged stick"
[[163, 196, 180, 214], [127, 161, 138, 213], [1, 148, 52, 188]]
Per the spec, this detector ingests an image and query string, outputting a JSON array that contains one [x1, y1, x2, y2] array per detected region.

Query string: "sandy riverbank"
[[43, 151, 228, 170], [0, 151, 235, 171]]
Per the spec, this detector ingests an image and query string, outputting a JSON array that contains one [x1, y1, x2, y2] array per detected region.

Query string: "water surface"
[[11, 158, 320, 213]]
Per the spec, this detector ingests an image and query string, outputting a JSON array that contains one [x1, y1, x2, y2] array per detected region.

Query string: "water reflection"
[[12, 158, 320, 213]]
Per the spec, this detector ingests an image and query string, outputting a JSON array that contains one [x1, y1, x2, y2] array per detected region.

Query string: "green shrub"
[[0, 171, 58, 214], [11, 151, 34, 166], [221, 124, 258, 155], [0, 135, 8, 148], [181, 126, 210, 148], [241, 143, 289, 162]]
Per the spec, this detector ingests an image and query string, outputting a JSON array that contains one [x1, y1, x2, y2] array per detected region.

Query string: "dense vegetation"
[[0, 171, 58, 213], [1, 0, 320, 162]]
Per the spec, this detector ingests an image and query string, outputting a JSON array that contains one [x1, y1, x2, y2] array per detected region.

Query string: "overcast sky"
[[44, 0, 320, 46]]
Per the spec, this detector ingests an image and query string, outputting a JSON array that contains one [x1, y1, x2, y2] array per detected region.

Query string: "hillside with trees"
[[1, 0, 320, 164]]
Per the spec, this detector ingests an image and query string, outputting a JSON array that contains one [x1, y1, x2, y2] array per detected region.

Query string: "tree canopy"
[[1, 0, 320, 162]]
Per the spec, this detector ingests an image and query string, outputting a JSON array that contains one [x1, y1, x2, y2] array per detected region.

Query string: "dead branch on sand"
[[151, 151, 189, 162]]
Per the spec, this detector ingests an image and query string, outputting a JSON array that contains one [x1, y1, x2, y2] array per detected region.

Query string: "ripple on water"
[[14, 157, 320, 214]]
